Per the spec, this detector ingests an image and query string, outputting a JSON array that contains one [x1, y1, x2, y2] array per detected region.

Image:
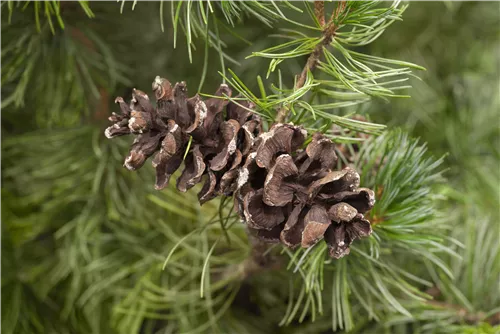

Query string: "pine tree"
[[2, 1, 499, 334]]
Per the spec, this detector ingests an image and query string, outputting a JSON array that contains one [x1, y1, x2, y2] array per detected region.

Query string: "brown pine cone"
[[234, 124, 375, 259], [105, 77, 262, 203]]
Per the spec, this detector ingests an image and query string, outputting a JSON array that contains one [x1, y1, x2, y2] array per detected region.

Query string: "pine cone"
[[234, 124, 375, 259], [105, 77, 262, 203], [105, 79, 374, 259]]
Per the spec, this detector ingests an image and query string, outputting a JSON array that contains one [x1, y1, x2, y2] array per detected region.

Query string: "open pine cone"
[[105, 80, 375, 259], [234, 125, 375, 259], [105, 77, 261, 203]]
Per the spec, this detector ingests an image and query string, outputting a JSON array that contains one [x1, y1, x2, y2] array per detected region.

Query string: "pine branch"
[[238, 1, 418, 135], [275, 0, 345, 123]]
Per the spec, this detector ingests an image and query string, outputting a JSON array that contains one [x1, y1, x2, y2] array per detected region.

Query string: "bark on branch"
[[275, 0, 346, 123]]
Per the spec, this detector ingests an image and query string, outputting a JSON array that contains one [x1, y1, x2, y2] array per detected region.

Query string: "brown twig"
[[314, 1, 325, 27], [425, 287, 500, 326], [69, 27, 110, 122], [218, 232, 282, 282], [242, 232, 282, 277], [426, 300, 496, 325], [275, 0, 347, 123]]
